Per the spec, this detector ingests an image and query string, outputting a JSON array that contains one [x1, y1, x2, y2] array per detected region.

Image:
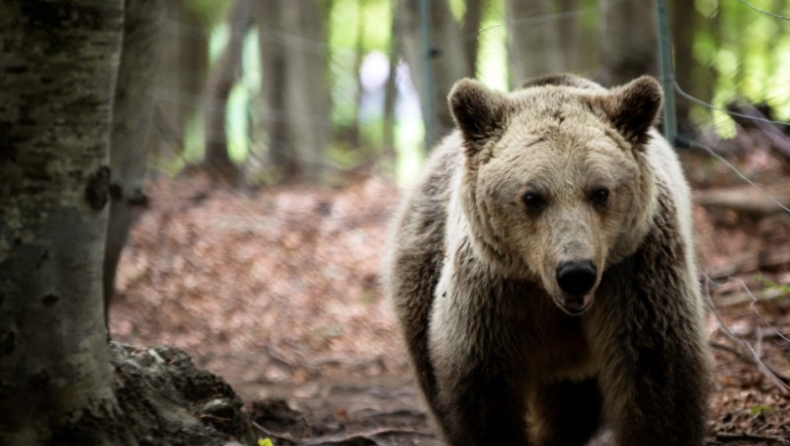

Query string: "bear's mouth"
[[556, 292, 594, 316]]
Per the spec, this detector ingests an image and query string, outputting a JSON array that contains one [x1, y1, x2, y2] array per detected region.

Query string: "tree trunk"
[[0, 2, 259, 444], [573, 0, 601, 76], [558, 0, 579, 70], [104, 0, 164, 330], [462, 0, 486, 76], [507, 0, 564, 86], [0, 1, 124, 443], [671, 0, 697, 134], [397, 0, 471, 142], [698, 2, 720, 117], [382, 8, 399, 166], [286, 0, 331, 181], [150, 1, 209, 163], [348, 0, 367, 150], [256, 0, 331, 182], [599, 0, 658, 86], [202, 0, 250, 184], [257, 0, 289, 180]]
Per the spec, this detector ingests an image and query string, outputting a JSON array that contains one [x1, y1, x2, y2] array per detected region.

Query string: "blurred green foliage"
[[180, 0, 790, 181], [184, 0, 233, 25]]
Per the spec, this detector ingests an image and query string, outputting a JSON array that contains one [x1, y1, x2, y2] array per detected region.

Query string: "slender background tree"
[[104, 0, 165, 328], [202, 0, 250, 183]]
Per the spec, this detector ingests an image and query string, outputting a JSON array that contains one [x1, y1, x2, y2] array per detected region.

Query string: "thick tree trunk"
[[0, 2, 258, 444], [104, 0, 164, 330], [507, 0, 564, 85], [599, 0, 658, 86], [397, 0, 471, 141], [0, 1, 124, 443], [202, 0, 250, 184]]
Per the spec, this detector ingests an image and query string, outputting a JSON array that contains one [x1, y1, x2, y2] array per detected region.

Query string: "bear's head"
[[448, 74, 662, 315]]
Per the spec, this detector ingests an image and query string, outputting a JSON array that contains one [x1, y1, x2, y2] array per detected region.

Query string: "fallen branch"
[[709, 341, 790, 388], [694, 186, 790, 217], [727, 101, 790, 161], [707, 249, 790, 280], [716, 431, 790, 444], [704, 288, 790, 395], [716, 287, 789, 308]]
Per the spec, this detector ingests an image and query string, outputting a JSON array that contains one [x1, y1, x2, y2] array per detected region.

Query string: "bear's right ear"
[[448, 79, 510, 157]]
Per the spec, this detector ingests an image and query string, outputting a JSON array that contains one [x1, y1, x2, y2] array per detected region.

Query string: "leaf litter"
[[112, 152, 790, 444]]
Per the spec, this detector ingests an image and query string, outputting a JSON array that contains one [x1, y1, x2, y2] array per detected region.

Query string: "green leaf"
[[750, 405, 773, 416]]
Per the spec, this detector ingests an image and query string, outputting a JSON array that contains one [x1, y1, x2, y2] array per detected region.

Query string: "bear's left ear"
[[448, 79, 511, 157], [594, 76, 663, 147]]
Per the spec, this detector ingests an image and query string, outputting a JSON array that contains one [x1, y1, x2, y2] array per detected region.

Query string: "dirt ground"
[[111, 147, 790, 445]]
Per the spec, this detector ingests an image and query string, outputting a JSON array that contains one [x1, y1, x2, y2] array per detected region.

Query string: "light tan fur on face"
[[457, 83, 657, 310]]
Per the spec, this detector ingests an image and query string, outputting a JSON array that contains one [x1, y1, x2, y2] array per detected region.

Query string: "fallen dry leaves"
[[112, 153, 790, 443], [111, 173, 408, 395]]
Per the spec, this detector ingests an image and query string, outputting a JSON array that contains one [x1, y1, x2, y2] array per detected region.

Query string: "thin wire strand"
[[686, 138, 790, 214], [703, 276, 790, 393], [732, 0, 790, 21], [472, 2, 609, 43], [674, 81, 790, 127]]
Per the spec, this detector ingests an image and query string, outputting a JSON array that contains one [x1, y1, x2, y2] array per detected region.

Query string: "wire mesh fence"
[[118, 0, 790, 429]]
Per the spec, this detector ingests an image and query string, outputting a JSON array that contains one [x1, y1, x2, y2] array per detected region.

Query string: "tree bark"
[[397, 0, 471, 141], [671, 0, 697, 133], [348, 0, 367, 150], [202, 0, 250, 184], [382, 9, 399, 165], [256, 0, 331, 182], [104, 0, 164, 330], [0, 2, 260, 444], [150, 1, 209, 162], [599, 0, 658, 86], [462, 0, 486, 76], [507, 0, 564, 86], [558, 0, 579, 70], [286, 0, 331, 181], [0, 1, 124, 443], [257, 0, 289, 179]]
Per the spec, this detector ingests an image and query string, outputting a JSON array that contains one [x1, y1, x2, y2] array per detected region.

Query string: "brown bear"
[[382, 74, 711, 446]]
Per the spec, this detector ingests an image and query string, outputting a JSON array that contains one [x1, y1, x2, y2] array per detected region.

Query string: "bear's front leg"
[[430, 352, 531, 446], [598, 328, 709, 446], [590, 245, 711, 445]]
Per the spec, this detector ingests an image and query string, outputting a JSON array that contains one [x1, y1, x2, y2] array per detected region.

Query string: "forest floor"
[[111, 146, 790, 445]]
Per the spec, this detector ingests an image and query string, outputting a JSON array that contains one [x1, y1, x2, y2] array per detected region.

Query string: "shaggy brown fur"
[[383, 74, 711, 446]]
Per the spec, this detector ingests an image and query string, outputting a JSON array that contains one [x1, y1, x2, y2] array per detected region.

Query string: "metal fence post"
[[418, 0, 435, 150], [654, 0, 678, 146]]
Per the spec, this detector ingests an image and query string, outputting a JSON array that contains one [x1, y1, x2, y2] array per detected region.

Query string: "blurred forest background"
[[4, 0, 790, 443], [110, 0, 790, 442], [149, 0, 790, 186]]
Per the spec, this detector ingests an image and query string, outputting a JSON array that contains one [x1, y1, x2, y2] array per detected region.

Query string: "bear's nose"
[[556, 260, 597, 296]]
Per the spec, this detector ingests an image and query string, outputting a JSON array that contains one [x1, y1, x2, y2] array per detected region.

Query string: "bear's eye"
[[590, 187, 610, 207], [522, 191, 546, 214]]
